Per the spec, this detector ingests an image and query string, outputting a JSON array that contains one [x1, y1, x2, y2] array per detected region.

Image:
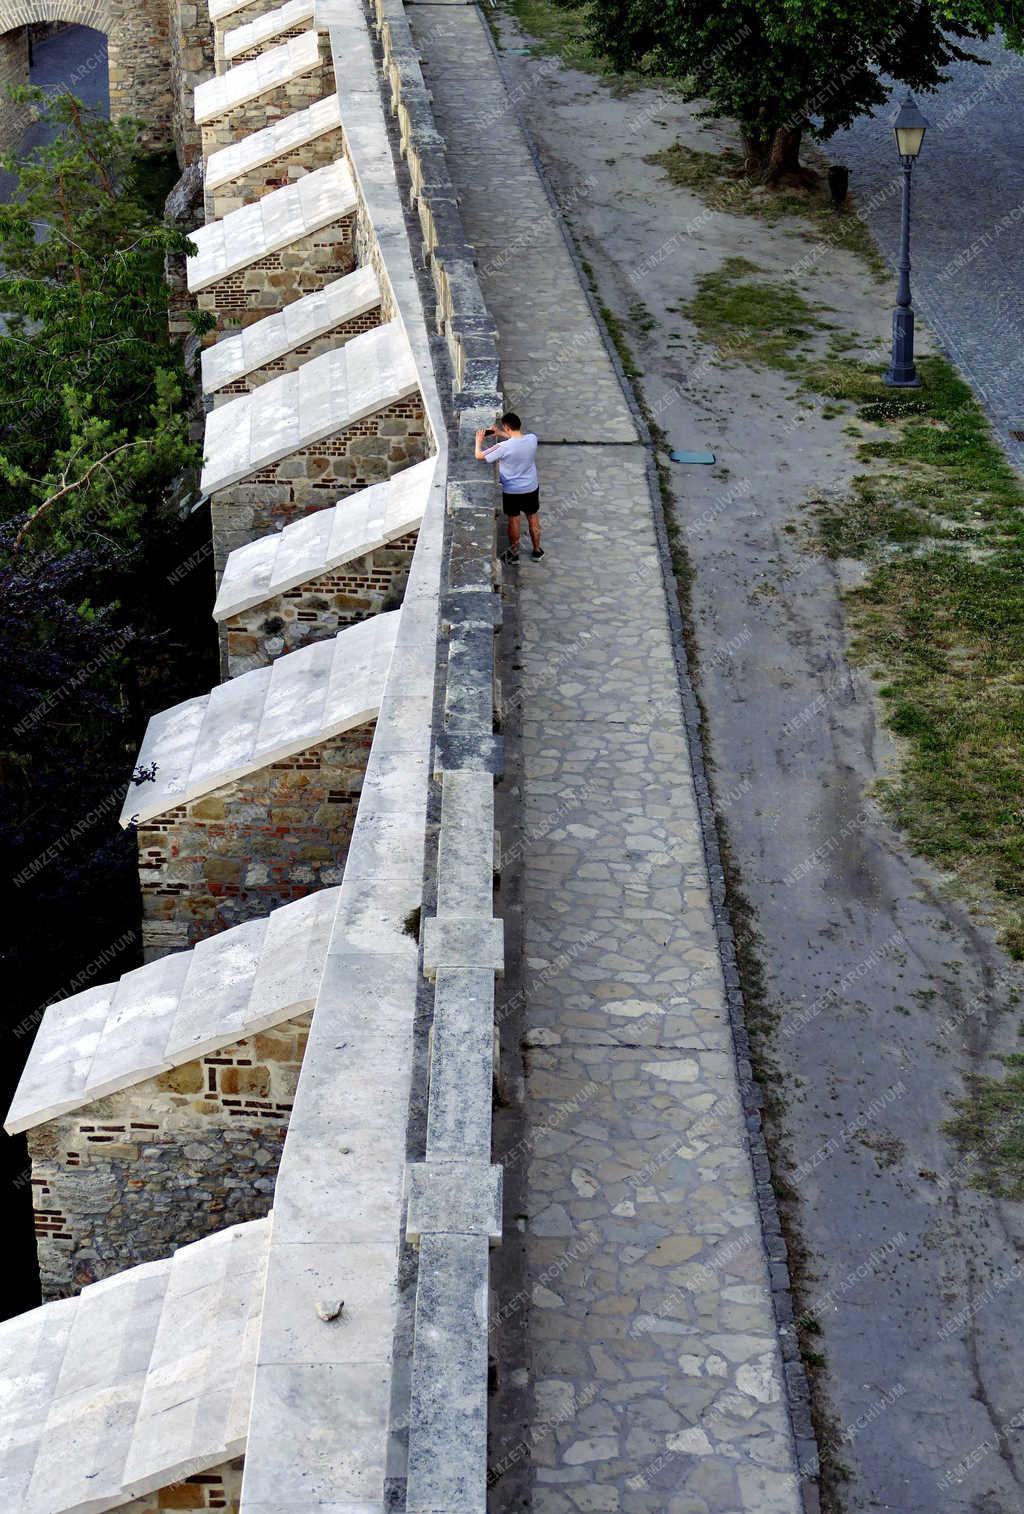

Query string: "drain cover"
[[1010, 429, 1024, 442]]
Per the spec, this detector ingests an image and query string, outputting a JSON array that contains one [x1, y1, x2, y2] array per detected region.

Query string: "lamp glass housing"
[[894, 123, 925, 158]]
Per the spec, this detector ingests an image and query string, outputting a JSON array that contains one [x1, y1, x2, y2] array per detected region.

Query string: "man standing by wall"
[[476, 411, 544, 563]]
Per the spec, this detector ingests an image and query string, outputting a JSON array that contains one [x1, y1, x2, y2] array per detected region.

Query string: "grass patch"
[[650, 142, 888, 279], [492, 0, 681, 93], [799, 357, 1024, 950], [945, 1058, 1024, 1198], [492, 0, 607, 72], [681, 257, 832, 371], [688, 254, 1024, 957]]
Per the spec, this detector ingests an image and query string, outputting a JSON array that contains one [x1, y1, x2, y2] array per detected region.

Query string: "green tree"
[[0, 88, 205, 548], [556, 0, 1023, 181]]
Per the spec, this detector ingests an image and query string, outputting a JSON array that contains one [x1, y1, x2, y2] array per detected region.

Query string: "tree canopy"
[[0, 88, 204, 548], [556, 0, 1024, 178]]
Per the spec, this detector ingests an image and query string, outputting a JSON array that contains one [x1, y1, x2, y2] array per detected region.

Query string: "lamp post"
[[884, 91, 928, 388]]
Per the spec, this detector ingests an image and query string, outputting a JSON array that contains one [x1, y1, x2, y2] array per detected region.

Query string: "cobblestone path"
[[834, 34, 1024, 472], [406, 6, 807, 1511]]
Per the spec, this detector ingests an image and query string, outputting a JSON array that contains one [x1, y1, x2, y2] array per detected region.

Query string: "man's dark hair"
[[501, 411, 522, 430]]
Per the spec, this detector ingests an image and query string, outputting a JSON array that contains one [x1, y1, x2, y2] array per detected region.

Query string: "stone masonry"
[[221, 529, 417, 674], [0, 0, 177, 151], [210, 396, 426, 567], [28, 1015, 308, 1298], [169, 0, 215, 162], [196, 33, 332, 157], [119, 1461, 243, 1514], [205, 122, 344, 218], [0, 25, 29, 150], [210, 303, 383, 400], [135, 724, 374, 956], [195, 216, 356, 334], [211, 0, 289, 68]]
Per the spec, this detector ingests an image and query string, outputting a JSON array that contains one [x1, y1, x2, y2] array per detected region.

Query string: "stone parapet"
[[209, 396, 426, 568], [0, 1220, 267, 1513], [350, 4, 506, 1510]]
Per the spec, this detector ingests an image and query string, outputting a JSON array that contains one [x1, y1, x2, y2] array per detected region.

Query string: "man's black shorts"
[[502, 488, 540, 517]]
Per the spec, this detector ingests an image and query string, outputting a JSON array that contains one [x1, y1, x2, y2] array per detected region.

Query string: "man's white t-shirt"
[[484, 432, 538, 494]]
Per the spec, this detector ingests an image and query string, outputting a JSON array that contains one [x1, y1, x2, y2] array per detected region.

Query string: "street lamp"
[[884, 91, 928, 388]]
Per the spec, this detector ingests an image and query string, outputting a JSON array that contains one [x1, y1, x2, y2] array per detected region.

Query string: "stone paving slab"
[[404, 4, 635, 446], [406, 6, 805, 1509]]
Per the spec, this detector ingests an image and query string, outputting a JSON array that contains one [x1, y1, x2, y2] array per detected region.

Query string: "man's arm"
[[475, 425, 508, 461]]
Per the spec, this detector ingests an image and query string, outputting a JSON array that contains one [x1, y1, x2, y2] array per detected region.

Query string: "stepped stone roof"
[[209, 0, 259, 25], [204, 92, 342, 192], [0, 1218, 269, 1514], [5, 889, 339, 1135], [214, 456, 434, 620], [224, 0, 316, 61], [199, 319, 418, 494], [187, 157, 356, 294], [200, 264, 381, 394], [194, 30, 323, 126], [120, 610, 399, 827]]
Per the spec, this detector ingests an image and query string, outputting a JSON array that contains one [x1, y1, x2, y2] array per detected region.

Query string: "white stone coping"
[[200, 263, 380, 394], [209, 0, 256, 26], [194, 30, 323, 126], [224, 0, 316, 60], [120, 611, 400, 828], [213, 456, 433, 620], [0, 1219, 269, 1514], [187, 157, 356, 293], [5, 890, 339, 1135], [204, 92, 342, 192], [199, 319, 419, 494]]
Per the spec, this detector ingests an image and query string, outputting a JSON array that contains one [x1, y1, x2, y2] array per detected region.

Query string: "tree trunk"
[[741, 132, 768, 177], [764, 124, 817, 188]]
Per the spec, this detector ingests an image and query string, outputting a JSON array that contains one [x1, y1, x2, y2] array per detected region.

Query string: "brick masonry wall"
[[121, 1460, 244, 1513], [204, 124, 344, 219], [222, 530, 418, 674], [210, 305, 383, 404], [28, 1016, 309, 1298], [196, 214, 356, 334], [213, 0, 289, 68], [134, 724, 375, 957], [198, 41, 333, 157], [210, 396, 427, 569]]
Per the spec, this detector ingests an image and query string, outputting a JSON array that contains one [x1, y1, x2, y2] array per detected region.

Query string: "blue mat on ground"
[[669, 449, 716, 465]]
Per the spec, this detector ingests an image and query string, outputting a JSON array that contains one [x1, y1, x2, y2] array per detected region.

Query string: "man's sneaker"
[[531, 547, 545, 560], [502, 548, 519, 563]]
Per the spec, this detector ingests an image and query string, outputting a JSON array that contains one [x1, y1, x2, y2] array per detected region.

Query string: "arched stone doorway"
[[0, 0, 212, 160]]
